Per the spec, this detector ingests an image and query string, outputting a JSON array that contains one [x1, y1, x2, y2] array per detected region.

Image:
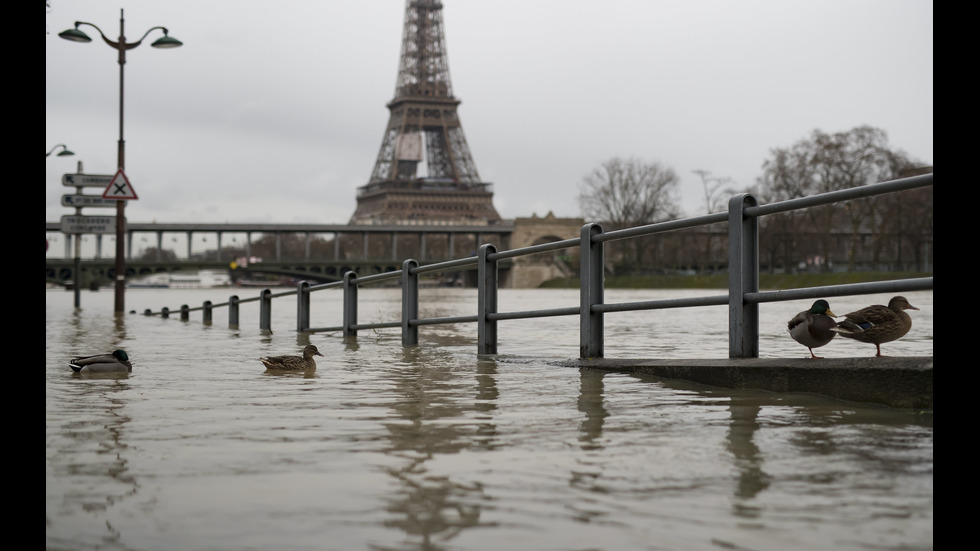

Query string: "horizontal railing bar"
[[309, 280, 345, 292], [411, 257, 478, 274], [488, 306, 580, 321], [594, 294, 730, 313], [745, 277, 934, 305], [412, 315, 479, 326], [355, 271, 403, 285], [489, 238, 580, 260], [305, 326, 342, 333], [352, 321, 402, 331], [746, 174, 932, 218], [598, 212, 729, 243]]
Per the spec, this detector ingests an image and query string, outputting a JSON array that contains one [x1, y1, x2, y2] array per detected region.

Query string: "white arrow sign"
[[61, 194, 117, 208], [102, 169, 139, 200], [60, 215, 120, 234], [62, 173, 115, 188]]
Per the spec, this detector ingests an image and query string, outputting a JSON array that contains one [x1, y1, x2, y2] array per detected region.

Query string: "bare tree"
[[578, 157, 680, 273], [757, 125, 924, 271], [579, 157, 680, 228], [691, 169, 736, 215], [691, 170, 736, 273]]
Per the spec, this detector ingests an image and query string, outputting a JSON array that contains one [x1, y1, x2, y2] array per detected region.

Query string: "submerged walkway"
[[554, 356, 933, 410]]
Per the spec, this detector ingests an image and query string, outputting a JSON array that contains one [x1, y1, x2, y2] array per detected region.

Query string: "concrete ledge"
[[554, 356, 933, 410]]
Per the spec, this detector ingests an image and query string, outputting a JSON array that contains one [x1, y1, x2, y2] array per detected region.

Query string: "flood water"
[[46, 287, 933, 551]]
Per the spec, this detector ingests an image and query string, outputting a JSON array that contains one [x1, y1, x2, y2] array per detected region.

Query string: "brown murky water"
[[46, 288, 933, 550]]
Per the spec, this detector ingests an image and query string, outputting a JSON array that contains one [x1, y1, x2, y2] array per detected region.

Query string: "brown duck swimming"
[[260, 344, 324, 371], [787, 299, 838, 359], [69, 349, 133, 373], [830, 296, 919, 357]]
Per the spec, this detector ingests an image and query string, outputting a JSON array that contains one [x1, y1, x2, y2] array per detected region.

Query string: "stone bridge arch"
[[509, 212, 584, 288]]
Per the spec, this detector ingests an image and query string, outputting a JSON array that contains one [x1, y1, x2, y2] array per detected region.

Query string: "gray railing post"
[[477, 243, 498, 355], [342, 271, 358, 338], [728, 193, 760, 358], [161, 307, 170, 319], [203, 300, 213, 324], [401, 259, 419, 345], [229, 295, 240, 328], [180, 305, 190, 321], [580, 223, 604, 359], [297, 280, 310, 332], [259, 288, 273, 331]]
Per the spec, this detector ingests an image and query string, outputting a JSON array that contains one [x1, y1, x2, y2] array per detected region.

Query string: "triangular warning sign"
[[102, 169, 139, 200]]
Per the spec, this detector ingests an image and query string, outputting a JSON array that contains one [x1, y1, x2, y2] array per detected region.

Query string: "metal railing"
[[144, 173, 933, 359]]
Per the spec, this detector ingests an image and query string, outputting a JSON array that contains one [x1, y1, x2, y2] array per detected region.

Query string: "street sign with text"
[[61, 194, 117, 208], [62, 173, 115, 188], [59, 215, 121, 235]]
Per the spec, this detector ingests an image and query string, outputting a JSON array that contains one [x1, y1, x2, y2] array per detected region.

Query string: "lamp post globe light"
[[58, 9, 182, 314], [46, 144, 75, 157]]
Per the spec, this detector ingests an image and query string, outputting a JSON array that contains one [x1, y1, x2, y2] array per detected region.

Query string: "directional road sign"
[[102, 169, 138, 200], [60, 215, 121, 235], [61, 194, 117, 208], [62, 173, 115, 188]]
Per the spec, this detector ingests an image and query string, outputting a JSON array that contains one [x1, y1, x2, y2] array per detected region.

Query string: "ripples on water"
[[46, 288, 933, 551]]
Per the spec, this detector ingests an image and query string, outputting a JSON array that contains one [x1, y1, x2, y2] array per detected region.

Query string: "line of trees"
[[576, 125, 932, 275]]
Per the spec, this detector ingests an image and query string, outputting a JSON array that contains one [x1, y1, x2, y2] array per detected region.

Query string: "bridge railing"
[[144, 173, 933, 359]]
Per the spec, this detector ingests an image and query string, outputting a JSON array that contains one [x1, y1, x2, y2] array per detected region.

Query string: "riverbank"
[[540, 271, 933, 290]]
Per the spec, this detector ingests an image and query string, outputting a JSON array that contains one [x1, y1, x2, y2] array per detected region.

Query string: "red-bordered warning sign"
[[102, 168, 139, 200]]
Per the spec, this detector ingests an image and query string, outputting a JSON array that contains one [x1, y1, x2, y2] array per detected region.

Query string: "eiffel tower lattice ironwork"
[[349, 0, 502, 226]]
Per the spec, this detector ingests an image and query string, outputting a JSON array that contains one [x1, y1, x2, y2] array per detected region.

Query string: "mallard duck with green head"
[[260, 344, 324, 371], [788, 299, 838, 358], [830, 295, 919, 357], [69, 349, 133, 373]]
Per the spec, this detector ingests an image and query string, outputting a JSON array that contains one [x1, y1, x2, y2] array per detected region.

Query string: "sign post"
[[60, 168, 138, 309], [103, 169, 138, 313]]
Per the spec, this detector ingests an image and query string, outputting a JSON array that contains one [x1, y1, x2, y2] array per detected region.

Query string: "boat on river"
[[128, 269, 233, 289]]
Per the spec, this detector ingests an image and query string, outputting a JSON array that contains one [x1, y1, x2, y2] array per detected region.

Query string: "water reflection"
[[577, 369, 609, 450], [473, 360, 499, 448], [630, 372, 932, 527], [726, 401, 771, 518], [376, 345, 494, 550], [46, 375, 138, 548]]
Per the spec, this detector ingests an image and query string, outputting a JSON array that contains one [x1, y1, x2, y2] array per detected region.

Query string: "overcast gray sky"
[[46, 0, 933, 229]]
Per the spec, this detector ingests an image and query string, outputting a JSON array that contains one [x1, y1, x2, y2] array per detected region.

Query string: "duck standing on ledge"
[[788, 299, 838, 358], [260, 344, 324, 371], [830, 296, 919, 357], [69, 349, 133, 373]]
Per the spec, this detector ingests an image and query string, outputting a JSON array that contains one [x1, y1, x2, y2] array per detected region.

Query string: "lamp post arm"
[[71, 21, 122, 50], [135, 26, 171, 46]]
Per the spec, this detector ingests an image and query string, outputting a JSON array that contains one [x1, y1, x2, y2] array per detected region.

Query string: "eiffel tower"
[[349, 0, 502, 226]]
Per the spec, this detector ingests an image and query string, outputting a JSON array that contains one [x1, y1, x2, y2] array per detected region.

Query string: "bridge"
[[45, 213, 584, 289]]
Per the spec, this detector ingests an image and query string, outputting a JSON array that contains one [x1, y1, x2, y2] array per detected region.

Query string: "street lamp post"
[[59, 9, 182, 314], [48, 144, 78, 304]]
